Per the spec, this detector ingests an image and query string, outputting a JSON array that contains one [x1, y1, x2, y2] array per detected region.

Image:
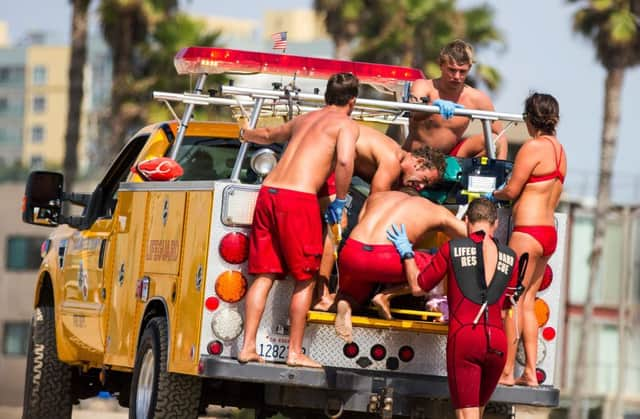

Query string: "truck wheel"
[[129, 317, 202, 419], [22, 305, 73, 419]]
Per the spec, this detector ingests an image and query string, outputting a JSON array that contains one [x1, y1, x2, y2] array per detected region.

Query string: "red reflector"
[[535, 368, 546, 384], [219, 232, 249, 264], [398, 346, 414, 362], [207, 340, 223, 355], [205, 296, 220, 311], [198, 360, 204, 374], [343, 342, 359, 358], [539, 264, 553, 292], [542, 326, 556, 341], [370, 344, 387, 361]]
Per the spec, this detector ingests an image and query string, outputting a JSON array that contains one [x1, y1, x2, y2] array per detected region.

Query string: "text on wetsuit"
[[453, 246, 477, 267], [497, 252, 514, 274]]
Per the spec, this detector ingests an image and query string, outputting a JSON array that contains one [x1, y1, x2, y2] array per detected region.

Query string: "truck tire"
[[22, 305, 73, 419], [129, 317, 202, 419]]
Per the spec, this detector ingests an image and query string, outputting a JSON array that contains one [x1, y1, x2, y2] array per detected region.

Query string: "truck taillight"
[[398, 346, 414, 362], [207, 340, 223, 355], [542, 326, 556, 341], [215, 271, 247, 303], [219, 232, 249, 264], [343, 343, 359, 358], [539, 264, 553, 291], [370, 344, 387, 361], [536, 368, 547, 384], [211, 309, 243, 341], [205, 296, 220, 311], [534, 298, 550, 327]]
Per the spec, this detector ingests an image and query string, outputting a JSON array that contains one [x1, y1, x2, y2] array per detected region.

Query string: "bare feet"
[[335, 299, 353, 343], [312, 293, 336, 311], [237, 349, 265, 364], [286, 353, 322, 369], [498, 373, 515, 386], [515, 374, 539, 387], [372, 293, 393, 320]]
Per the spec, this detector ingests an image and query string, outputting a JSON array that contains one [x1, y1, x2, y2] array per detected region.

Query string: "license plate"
[[256, 333, 306, 362]]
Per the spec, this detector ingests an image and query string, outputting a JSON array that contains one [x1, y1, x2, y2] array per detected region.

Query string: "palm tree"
[[313, 0, 366, 60], [98, 0, 179, 163], [316, 0, 503, 92], [63, 0, 90, 194], [138, 12, 225, 123], [567, 2, 640, 419]]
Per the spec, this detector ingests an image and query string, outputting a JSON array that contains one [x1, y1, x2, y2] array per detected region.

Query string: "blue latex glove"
[[325, 198, 347, 225], [483, 180, 506, 202], [433, 99, 464, 120], [386, 224, 415, 260], [482, 191, 497, 203]]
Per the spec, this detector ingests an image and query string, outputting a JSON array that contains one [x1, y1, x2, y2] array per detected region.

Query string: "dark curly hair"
[[410, 146, 447, 180], [524, 92, 559, 135]]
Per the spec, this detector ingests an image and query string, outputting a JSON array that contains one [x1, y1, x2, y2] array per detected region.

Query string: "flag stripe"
[[271, 31, 287, 50]]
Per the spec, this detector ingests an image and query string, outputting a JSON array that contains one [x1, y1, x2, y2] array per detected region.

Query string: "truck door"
[[59, 136, 148, 356]]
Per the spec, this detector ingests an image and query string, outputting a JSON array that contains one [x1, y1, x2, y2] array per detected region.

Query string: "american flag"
[[271, 31, 288, 51]]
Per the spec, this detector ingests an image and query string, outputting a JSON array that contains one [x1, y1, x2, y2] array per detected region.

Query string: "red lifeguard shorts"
[[248, 186, 323, 281], [338, 238, 432, 304], [448, 138, 468, 157]]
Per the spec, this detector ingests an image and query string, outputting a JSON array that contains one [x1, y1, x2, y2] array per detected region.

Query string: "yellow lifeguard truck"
[[21, 47, 565, 419]]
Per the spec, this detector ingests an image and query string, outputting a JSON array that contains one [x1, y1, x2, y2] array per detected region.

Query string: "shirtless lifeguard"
[[333, 190, 466, 342], [238, 73, 360, 368], [404, 39, 508, 160], [312, 127, 447, 311]]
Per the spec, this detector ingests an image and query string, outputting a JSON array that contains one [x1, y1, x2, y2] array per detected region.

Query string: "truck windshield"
[[175, 137, 281, 183]]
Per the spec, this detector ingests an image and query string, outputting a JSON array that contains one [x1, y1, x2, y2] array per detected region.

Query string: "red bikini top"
[[526, 136, 565, 184]]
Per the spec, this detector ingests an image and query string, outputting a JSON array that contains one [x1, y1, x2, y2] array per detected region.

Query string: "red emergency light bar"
[[174, 47, 425, 85]]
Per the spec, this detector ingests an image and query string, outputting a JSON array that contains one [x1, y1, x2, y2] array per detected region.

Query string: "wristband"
[[402, 251, 415, 260]]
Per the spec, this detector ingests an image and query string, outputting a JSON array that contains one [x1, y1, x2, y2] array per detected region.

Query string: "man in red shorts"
[[313, 126, 447, 311], [403, 39, 508, 160], [238, 73, 360, 368], [334, 189, 466, 342], [387, 198, 518, 417]]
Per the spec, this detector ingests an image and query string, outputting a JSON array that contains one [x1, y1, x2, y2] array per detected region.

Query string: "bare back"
[[406, 79, 497, 154], [355, 125, 403, 192], [264, 107, 358, 194], [349, 191, 466, 245], [511, 136, 566, 226]]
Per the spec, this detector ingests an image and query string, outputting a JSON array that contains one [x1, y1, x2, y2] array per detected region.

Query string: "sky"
[[2, 0, 640, 203]]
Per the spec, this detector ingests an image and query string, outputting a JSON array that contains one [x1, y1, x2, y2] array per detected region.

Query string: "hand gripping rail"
[[221, 85, 524, 158], [153, 84, 524, 179]]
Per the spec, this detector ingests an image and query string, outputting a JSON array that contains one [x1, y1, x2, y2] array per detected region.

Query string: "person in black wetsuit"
[[387, 198, 519, 419]]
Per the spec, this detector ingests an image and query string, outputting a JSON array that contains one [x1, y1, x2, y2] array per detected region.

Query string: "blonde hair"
[[439, 39, 474, 66]]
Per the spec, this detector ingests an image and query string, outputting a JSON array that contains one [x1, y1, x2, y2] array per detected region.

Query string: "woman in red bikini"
[[492, 92, 565, 387]]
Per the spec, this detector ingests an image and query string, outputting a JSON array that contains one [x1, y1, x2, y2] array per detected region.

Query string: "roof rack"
[[156, 47, 524, 180]]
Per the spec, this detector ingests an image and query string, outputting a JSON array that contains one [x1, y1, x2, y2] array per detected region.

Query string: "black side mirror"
[[22, 171, 64, 227]]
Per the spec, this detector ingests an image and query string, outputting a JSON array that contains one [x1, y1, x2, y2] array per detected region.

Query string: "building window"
[[31, 125, 45, 144], [6, 235, 46, 271], [32, 65, 47, 85], [0, 97, 7, 113], [32, 96, 46, 113], [3, 321, 30, 356], [30, 155, 44, 170], [0, 67, 9, 82]]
